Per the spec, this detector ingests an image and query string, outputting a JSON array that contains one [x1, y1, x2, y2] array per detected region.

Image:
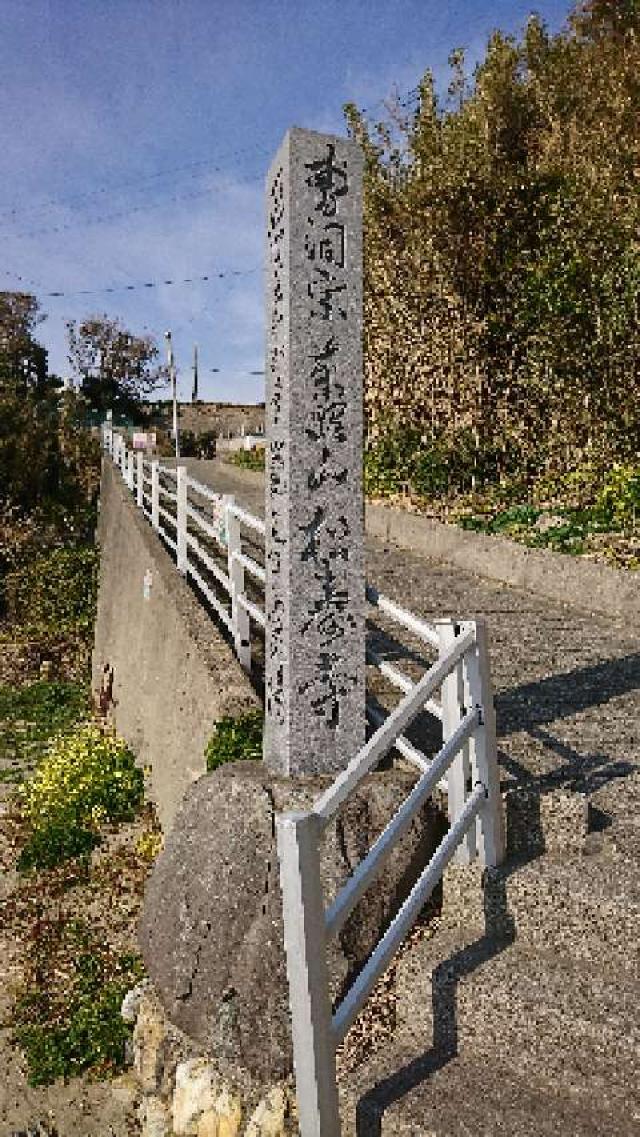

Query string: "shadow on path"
[[351, 649, 639, 1133], [355, 872, 516, 1136]]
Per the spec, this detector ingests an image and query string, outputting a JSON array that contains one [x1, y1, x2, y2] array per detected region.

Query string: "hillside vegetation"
[[346, 0, 639, 565]]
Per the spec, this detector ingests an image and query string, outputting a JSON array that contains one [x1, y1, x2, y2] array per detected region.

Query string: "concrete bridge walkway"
[[177, 457, 640, 1136]]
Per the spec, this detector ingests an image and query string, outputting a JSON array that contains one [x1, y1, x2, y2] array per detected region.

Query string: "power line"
[[39, 268, 259, 300], [5, 174, 264, 243], [1, 269, 42, 289], [0, 140, 271, 227]]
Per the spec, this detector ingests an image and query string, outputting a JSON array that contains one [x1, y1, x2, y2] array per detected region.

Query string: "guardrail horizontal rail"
[[366, 646, 443, 722], [186, 474, 220, 502], [158, 504, 177, 528], [313, 625, 476, 825], [228, 503, 266, 536], [237, 593, 266, 627], [365, 703, 448, 789], [185, 503, 226, 545], [186, 533, 231, 591], [331, 781, 486, 1043], [187, 562, 233, 631], [366, 583, 439, 649], [325, 705, 479, 940], [232, 550, 266, 584]]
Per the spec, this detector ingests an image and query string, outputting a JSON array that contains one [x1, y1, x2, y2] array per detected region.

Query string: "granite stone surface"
[[264, 127, 365, 775]]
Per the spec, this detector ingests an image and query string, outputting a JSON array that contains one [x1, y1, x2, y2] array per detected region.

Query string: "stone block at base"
[[138, 759, 446, 1082]]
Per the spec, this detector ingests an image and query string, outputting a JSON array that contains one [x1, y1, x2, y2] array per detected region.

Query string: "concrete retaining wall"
[[92, 459, 260, 833], [365, 501, 639, 622]]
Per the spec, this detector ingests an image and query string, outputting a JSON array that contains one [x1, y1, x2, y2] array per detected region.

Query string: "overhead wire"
[[4, 171, 264, 242], [0, 139, 271, 227], [39, 268, 259, 300], [3, 82, 421, 303]]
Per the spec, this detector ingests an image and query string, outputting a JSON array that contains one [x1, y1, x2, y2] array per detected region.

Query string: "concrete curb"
[[365, 501, 639, 622]]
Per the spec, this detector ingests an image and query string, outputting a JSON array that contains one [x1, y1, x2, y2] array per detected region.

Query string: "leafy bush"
[[13, 918, 144, 1085], [0, 681, 88, 741], [205, 710, 264, 772], [409, 446, 450, 497], [228, 448, 265, 472], [4, 547, 98, 637], [135, 828, 164, 861], [596, 464, 640, 528], [364, 427, 422, 497], [17, 723, 144, 870]]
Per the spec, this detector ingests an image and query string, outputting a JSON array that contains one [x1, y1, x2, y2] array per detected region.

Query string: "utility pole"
[[164, 330, 180, 459], [192, 343, 199, 403]]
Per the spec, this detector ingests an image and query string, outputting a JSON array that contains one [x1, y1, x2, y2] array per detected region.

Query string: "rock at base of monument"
[[138, 760, 447, 1082]]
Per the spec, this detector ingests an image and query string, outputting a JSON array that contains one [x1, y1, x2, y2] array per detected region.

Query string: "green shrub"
[[596, 464, 640, 528], [17, 723, 144, 871], [205, 710, 264, 771], [0, 680, 89, 762], [410, 447, 450, 497], [4, 547, 98, 636], [13, 919, 144, 1085], [533, 462, 603, 510], [228, 448, 265, 472], [0, 680, 89, 740], [364, 427, 423, 497]]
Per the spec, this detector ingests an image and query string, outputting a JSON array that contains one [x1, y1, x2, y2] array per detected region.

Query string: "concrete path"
[[177, 457, 640, 1135], [179, 457, 639, 813]]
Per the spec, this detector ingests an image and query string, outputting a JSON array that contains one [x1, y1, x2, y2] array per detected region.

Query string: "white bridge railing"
[[105, 426, 265, 669], [103, 422, 505, 1136], [277, 619, 504, 1136]]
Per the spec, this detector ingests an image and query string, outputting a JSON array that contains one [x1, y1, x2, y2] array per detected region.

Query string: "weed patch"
[[205, 709, 264, 771], [17, 724, 144, 871], [227, 448, 265, 472], [12, 917, 144, 1086], [4, 547, 99, 638], [0, 680, 89, 765]]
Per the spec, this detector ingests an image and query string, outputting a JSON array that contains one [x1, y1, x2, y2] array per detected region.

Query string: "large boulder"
[[138, 760, 446, 1082]]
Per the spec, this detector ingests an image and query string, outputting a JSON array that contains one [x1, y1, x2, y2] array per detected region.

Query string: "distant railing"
[[104, 425, 265, 669], [276, 618, 504, 1137]]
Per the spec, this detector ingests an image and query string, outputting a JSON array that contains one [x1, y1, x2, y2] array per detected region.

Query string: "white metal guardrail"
[[104, 421, 505, 1137], [276, 619, 504, 1137], [104, 425, 265, 669], [104, 423, 489, 822], [103, 426, 451, 732]]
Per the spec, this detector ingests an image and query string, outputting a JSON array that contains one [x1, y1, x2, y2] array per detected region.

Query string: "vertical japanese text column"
[[264, 127, 365, 776]]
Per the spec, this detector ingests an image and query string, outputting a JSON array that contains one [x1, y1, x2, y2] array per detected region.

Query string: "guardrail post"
[[226, 505, 251, 671], [176, 465, 188, 573], [437, 619, 476, 864], [463, 618, 505, 867], [276, 812, 341, 1137], [136, 451, 144, 508], [151, 461, 160, 531], [127, 450, 135, 491]]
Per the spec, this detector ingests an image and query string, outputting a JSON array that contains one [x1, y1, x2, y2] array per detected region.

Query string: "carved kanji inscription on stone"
[[264, 127, 365, 776]]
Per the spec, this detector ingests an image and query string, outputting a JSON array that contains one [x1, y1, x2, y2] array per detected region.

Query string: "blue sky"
[[2, 0, 569, 405]]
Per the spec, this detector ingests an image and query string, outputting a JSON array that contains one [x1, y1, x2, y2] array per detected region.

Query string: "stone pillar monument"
[[264, 126, 365, 776]]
